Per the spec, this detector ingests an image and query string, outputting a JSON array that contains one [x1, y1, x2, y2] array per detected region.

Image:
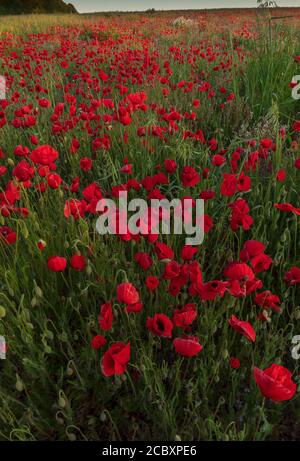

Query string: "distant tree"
[[0, 0, 78, 14], [146, 8, 156, 14], [257, 0, 278, 7]]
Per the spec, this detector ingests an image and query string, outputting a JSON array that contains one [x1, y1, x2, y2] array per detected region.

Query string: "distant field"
[[0, 9, 299, 441]]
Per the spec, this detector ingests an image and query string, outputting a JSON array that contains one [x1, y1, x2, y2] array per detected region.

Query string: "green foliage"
[[0, 0, 77, 15]]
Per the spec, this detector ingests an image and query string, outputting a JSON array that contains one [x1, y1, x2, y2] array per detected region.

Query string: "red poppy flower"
[[98, 302, 114, 331], [13, 160, 35, 182], [146, 276, 159, 291], [284, 266, 300, 286], [173, 336, 203, 357], [255, 291, 281, 313], [221, 173, 238, 197], [260, 138, 273, 149], [275, 203, 300, 216], [164, 159, 177, 174], [224, 262, 255, 282], [116, 283, 140, 305], [240, 240, 266, 261], [181, 245, 198, 261], [146, 313, 173, 338], [101, 342, 130, 377], [230, 357, 241, 369], [47, 256, 67, 272], [173, 304, 197, 327], [276, 169, 286, 182], [229, 315, 256, 342], [70, 255, 86, 271], [91, 335, 106, 350], [163, 260, 181, 280], [135, 253, 153, 270], [181, 166, 200, 187], [30, 145, 58, 165], [0, 226, 17, 245], [155, 242, 174, 260], [250, 253, 273, 273], [253, 364, 297, 401], [198, 281, 228, 301], [125, 302, 143, 314]]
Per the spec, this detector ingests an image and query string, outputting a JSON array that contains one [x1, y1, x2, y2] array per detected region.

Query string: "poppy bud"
[[58, 391, 67, 409], [16, 375, 24, 392]]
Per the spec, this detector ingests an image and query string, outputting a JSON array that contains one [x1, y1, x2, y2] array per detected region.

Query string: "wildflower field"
[[0, 8, 300, 442]]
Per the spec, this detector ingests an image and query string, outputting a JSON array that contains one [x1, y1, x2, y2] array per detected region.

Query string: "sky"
[[68, 0, 300, 13]]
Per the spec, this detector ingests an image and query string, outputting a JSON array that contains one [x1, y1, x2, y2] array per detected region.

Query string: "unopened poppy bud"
[[294, 308, 300, 320], [16, 375, 24, 392], [222, 349, 229, 359], [67, 432, 76, 441], [86, 264, 92, 276], [31, 297, 37, 307], [7, 158, 15, 167], [55, 413, 65, 425], [175, 435, 182, 441], [37, 239, 46, 250], [218, 396, 226, 405], [100, 411, 107, 422], [66, 364, 74, 377], [58, 392, 67, 409], [35, 285, 43, 298], [0, 306, 6, 318]]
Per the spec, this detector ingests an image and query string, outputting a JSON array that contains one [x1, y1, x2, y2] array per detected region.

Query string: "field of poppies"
[[0, 8, 300, 441]]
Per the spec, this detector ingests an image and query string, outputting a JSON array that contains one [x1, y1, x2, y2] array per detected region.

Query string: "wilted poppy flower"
[[173, 336, 203, 357], [101, 342, 130, 377], [47, 256, 67, 272], [253, 364, 297, 401], [146, 313, 173, 338], [117, 283, 140, 305], [229, 315, 256, 342]]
